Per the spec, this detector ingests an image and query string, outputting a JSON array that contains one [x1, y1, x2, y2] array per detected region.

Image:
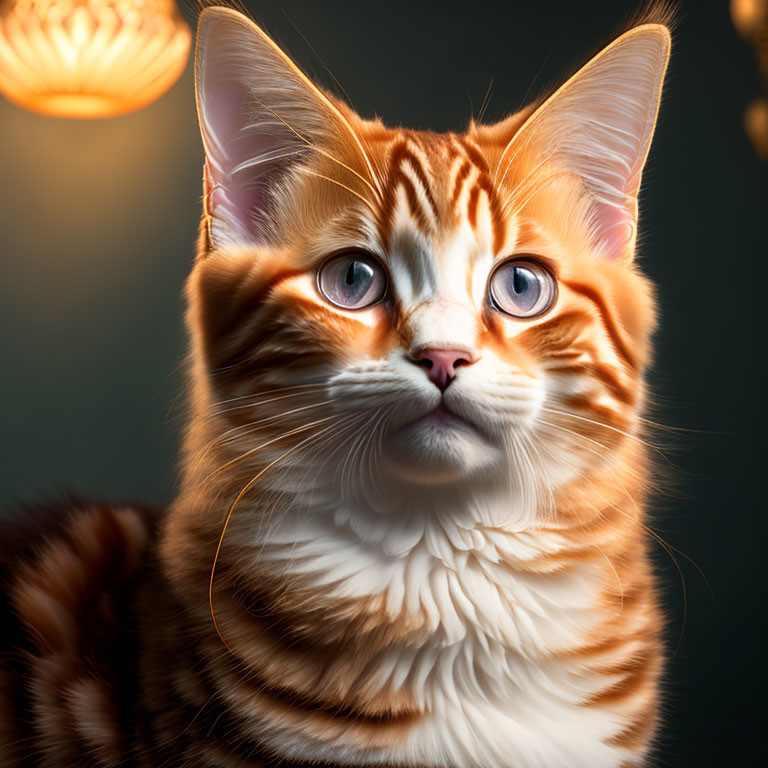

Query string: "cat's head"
[[186, 7, 669, 523]]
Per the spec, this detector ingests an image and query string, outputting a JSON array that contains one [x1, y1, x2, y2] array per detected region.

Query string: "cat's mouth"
[[380, 397, 500, 484], [420, 401, 477, 432]]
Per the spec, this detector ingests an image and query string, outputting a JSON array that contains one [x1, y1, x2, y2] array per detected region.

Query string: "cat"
[[0, 5, 672, 767]]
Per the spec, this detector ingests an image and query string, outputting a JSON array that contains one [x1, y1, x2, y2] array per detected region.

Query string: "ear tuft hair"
[[499, 22, 671, 262]]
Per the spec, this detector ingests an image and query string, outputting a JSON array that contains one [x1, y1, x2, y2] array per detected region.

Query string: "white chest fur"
[[244, 501, 633, 768]]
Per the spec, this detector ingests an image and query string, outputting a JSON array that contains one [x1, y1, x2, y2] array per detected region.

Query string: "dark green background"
[[1, 0, 765, 764]]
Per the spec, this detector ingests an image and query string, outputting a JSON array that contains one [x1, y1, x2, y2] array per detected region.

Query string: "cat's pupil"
[[343, 260, 373, 297], [510, 266, 539, 310], [512, 267, 526, 294]]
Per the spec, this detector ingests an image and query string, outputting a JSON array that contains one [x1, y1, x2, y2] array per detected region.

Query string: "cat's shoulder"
[[0, 499, 162, 765], [1, 498, 161, 639], [1, 498, 161, 653], [1, 498, 161, 597]]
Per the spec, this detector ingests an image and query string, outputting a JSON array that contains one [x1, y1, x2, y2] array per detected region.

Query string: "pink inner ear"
[[197, 9, 377, 251], [591, 200, 637, 261], [202, 78, 286, 244]]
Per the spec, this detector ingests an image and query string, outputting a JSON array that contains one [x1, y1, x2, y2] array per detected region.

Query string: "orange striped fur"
[[1, 5, 674, 767]]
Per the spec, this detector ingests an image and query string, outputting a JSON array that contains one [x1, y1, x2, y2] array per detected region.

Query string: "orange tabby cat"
[[0, 6, 671, 767]]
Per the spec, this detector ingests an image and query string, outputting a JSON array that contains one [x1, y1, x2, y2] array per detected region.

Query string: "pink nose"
[[412, 348, 475, 392]]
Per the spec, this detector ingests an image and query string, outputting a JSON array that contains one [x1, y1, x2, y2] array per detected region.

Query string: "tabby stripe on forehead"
[[563, 280, 638, 370], [451, 136, 505, 252], [400, 147, 439, 219], [467, 185, 481, 229], [450, 161, 471, 206], [457, 136, 491, 174], [378, 142, 439, 247], [474, 172, 505, 253]]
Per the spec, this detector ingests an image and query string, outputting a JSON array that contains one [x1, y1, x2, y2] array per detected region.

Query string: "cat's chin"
[[380, 407, 501, 485]]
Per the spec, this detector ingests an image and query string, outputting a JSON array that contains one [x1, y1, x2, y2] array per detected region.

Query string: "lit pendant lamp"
[[0, 0, 191, 118]]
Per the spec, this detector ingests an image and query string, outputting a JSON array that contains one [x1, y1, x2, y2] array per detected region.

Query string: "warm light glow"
[[745, 97, 768, 161], [731, 0, 768, 161], [731, 0, 768, 41], [0, 0, 191, 118]]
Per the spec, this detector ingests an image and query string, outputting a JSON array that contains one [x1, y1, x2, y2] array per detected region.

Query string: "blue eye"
[[489, 259, 557, 318], [317, 253, 387, 310]]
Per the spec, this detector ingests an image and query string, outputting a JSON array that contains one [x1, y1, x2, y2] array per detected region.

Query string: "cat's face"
[[188, 8, 667, 518]]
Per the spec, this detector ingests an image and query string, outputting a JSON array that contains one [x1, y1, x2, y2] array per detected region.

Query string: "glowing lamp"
[[0, 0, 191, 118]]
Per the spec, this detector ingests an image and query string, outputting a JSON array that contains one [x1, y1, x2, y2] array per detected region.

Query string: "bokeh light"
[[0, 0, 190, 118]]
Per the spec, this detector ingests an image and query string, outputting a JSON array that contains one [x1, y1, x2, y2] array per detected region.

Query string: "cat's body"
[[0, 490, 661, 768], [1, 6, 672, 767]]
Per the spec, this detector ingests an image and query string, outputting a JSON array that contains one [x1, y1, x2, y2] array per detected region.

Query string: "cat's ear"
[[195, 8, 373, 250], [505, 24, 670, 262]]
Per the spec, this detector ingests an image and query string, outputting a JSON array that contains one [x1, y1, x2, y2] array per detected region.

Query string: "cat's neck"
[[155, 439, 651, 766], [162, 437, 645, 657]]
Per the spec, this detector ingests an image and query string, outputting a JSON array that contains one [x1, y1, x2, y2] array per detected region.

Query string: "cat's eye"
[[488, 259, 557, 318], [317, 252, 387, 310]]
